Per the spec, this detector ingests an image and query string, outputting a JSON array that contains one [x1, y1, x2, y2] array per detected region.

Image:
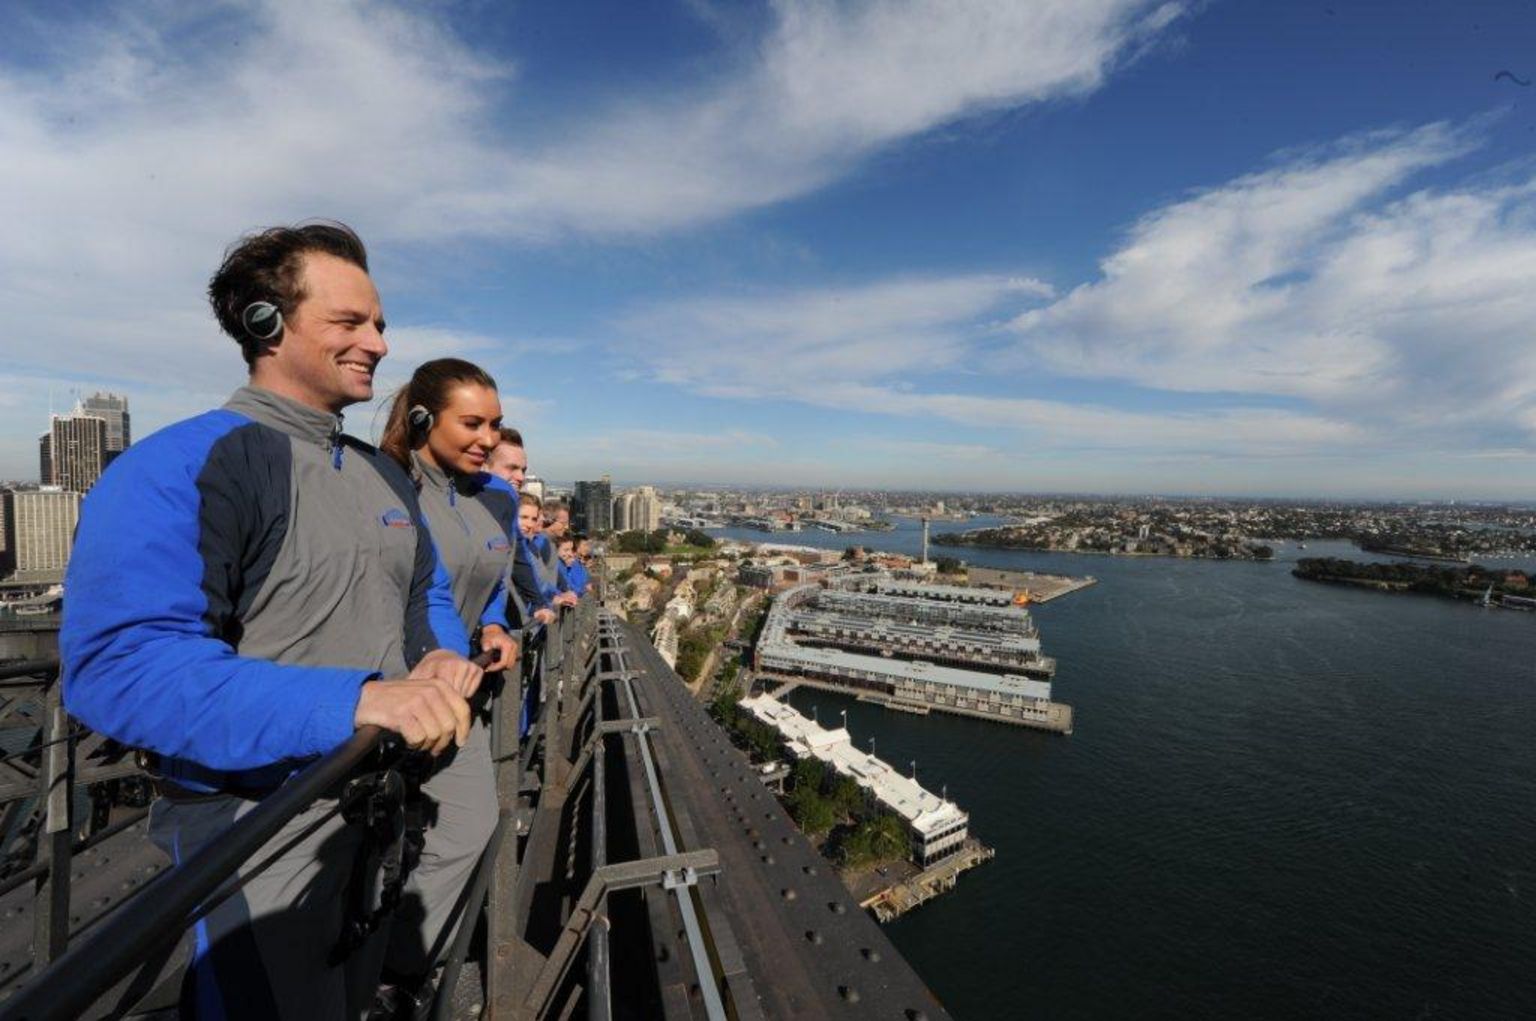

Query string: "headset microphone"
[[408, 405, 434, 433], [241, 301, 284, 341]]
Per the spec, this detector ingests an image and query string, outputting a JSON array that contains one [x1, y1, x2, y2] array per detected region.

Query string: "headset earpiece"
[[408, 405, 434, 433], [241, 301, 284, 341]]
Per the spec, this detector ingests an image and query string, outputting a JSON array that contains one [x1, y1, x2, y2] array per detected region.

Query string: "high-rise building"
[[573, 476, 613, 534], [522, 472, 546, 504], [9, 488, 81, 576], [37, 433, 51, 486], [612, 492, 636, 532], [76, 391, 131, 462], [631, 485, 661, 532], [0, 490, 11, 576], [49, 414, 108, 493]]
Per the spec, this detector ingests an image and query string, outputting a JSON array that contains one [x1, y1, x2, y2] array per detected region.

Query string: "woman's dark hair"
[[380, 358, 498, 468], [208, 221, 370, 364]]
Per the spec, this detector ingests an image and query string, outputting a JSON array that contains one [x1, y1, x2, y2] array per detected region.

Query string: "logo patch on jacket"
[[486, 535, 511, 553], [381, 508, 414, 529]]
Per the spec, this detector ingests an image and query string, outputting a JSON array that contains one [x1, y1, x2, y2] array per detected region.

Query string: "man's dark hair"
[[498, 426, 524, 448], [208, 222, 369, 364]]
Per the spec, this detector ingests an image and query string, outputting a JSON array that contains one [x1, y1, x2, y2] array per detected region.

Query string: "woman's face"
[[518, 503, 541, 538], [423, 383, 502, 475]]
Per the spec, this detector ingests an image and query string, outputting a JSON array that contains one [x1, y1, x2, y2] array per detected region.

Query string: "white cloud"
[[617, 274, 1361, 456], [0, 0, 1179, 475], [1010, 121, 1536, 450], [615, 118, 1536, 474], [413, 0, 1184, 237], [621, 273, 1051, 395]]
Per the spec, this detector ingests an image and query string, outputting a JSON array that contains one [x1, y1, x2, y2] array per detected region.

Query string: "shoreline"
[[933, 538, 1277, 562]]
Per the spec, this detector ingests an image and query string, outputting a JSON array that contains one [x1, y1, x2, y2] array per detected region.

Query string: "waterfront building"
[[76, 392, 131, 463], [756, 579, 1072, 733], [49, 414, 108, 493], [740, 693, 970, 866], [8, 488, 81, 578], [573, 476, 613, 533], [784, 606, 1053, 678]]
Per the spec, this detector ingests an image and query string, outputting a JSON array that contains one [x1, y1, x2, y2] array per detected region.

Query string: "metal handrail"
[[0, 644, 508, 1021], [0, 593, 632, 1021], [0, 724, 388, 1020]]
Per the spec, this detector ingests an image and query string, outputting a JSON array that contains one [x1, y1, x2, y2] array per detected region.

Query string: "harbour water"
[[716, 517, 1536, 1018]]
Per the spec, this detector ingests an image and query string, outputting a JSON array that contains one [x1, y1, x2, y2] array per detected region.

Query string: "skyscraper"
[[612, 491, 635, 531], [573, 476, 613, 533], [49, 414, 108, 493], [631, 485, 661, 532], [8, 488, 81, 577], [0, 491, 11, 576], [37, 433, 51, 486], [76, 391, 131, 461]]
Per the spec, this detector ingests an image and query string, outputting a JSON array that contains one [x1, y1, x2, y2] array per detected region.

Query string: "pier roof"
[[760, 636, 1054, 701], [741, 694, 968, 838]]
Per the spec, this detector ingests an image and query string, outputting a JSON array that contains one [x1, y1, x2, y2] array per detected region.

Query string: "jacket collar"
[[411, 450, 452, 492], [410, 450, 486, 497], [225, 386, 343, 449]]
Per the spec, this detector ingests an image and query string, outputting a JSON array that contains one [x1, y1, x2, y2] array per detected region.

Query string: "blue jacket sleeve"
[[60, 415, 372, 771]]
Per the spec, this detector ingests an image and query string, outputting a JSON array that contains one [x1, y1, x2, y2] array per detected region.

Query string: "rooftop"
[[740, 694, 967, 838]]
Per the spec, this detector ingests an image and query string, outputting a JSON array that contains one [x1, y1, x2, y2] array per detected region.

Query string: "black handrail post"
[[486, 629, 531, 1019], [430, 814, 507, 1021], [585, 625, 610, 1021], [32, 677, 71, 966]]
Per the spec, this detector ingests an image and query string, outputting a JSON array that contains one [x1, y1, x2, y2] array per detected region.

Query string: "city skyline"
[[3, 3, 1535, 498]]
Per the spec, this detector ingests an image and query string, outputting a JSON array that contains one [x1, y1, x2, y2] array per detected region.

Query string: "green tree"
[[787, 784, 835, 836], [792, 757, 827, 792]]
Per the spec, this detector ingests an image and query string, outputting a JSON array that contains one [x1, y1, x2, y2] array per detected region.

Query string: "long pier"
[[763, 671, 1073, 733]]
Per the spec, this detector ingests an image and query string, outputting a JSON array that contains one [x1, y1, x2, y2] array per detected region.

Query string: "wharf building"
[[755, 577, 1073, 733], [740, 693, 970, 867]]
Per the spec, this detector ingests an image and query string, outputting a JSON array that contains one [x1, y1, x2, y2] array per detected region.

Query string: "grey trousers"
[[148, 794, 387, 1021], [384, 717, 499, 977]]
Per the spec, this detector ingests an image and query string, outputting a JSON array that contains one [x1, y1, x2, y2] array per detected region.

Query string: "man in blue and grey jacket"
[[61, 222, 482, 1021]]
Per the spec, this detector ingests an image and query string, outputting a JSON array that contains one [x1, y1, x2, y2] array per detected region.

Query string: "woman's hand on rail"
[[479, 625, 518, 672], [410, 648, 486, 699]]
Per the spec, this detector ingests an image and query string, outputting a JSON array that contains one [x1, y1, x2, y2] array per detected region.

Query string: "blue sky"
[[2, 0, 1535, 497]]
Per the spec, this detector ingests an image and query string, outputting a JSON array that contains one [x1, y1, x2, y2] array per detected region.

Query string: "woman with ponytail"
[[376, 357, 518, 1008]]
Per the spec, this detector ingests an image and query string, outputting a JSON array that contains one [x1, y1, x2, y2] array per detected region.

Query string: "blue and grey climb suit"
[[383, 453, 515, 978], [61, 386, 469, 1021]]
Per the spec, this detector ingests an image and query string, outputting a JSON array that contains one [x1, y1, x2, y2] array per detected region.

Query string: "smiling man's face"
[[253, 251, 387, 413]]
